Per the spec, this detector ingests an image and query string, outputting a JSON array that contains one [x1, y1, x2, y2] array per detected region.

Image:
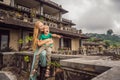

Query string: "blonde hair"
[[43, 25, 49, 29], [43, 25, 49, 32], [32, 21, 43, 51]]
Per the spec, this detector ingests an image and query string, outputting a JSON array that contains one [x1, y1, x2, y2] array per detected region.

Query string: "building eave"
[[37, 0, 68, 14], [62, 18, 76, 26]]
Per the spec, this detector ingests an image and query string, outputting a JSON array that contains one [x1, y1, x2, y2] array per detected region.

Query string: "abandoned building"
[[0, 0, 87, 52]]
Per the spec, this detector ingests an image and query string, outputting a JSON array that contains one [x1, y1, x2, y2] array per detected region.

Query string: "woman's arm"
[[37, 39, 51, 46]]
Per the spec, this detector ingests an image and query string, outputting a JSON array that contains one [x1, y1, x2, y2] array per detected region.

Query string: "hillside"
[[85, 33, 120, 47]]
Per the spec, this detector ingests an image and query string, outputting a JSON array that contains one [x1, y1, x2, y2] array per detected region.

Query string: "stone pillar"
[[10, 0, 14, 7], [59, 11, 62, 21], [79, 39, 82, 47], [0, 53, 3, 69], [60, 38, 64, 48], [40, 3, 44, 16]]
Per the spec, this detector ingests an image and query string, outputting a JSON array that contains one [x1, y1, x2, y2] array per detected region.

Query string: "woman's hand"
[[37, 39, 52, 46], [45, 39, 52, 42], [36, 39, 39, 43], [46, 39, 53, 45]]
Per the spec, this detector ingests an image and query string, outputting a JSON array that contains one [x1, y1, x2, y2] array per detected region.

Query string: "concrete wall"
[[9, 29, 19, 51], [71, 38, 80, 50], [52, 37, 59, 51], [0, 0, 11, 5]]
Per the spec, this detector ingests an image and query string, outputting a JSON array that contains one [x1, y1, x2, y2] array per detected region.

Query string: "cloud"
[[52, 0, 120, 34]]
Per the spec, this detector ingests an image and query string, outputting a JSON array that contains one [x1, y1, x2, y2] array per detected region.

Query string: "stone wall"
[[63, 68, 95, 80], [71, 38, 79, 50], [1, 52, 16, 68]]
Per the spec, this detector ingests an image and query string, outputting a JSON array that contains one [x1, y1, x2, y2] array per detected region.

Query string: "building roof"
[[37, 0, 68, 14]]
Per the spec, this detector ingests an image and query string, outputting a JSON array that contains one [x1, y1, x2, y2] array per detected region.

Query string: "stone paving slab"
[[60, 58, 120, 68], [0, 73, 10, 80], [0, 71, 17, 80], [52, 54, 110, 60], [92, 67, 120, 80]]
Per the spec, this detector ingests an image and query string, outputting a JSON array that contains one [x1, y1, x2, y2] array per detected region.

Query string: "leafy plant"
[[24, 55, 30, 62], [25, 36, 33, 43], [18, 36, 33, 51], [30, 8, 37, 18], [48, 61, 61, 68], [40, 16, 44, 21], [104, 40, 111, 48], [18, 39, 24, 44]]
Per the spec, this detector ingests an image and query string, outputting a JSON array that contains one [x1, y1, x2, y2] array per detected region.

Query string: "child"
[[32, 25, 61, 77]]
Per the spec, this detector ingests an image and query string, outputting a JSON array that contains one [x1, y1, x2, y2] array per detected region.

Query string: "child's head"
[[43, 25, 49, 34]]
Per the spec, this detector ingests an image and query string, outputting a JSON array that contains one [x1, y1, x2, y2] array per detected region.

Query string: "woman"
[[30, 21, 52, 80]]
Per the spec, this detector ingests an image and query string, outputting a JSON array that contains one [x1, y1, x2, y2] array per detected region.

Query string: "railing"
[[104, 48, 120, 55], [0, 8, 32, 23], [14, 51, 82, 72], [43, 21, 58, 28], [52, 50, 81, 55], [62, 18, 72, 23], [15, 52, 33, 72], [44, 13, 59, 21], [1, 48, 120, 72], [59, 26, 81, 34]]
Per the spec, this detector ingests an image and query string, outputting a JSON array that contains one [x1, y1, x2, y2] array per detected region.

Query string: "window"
[[0, 30, 9, 50], [59, 38, 71, 50], [63, 38, 71, 49], [1, 35, 8, 49], [0, 0, 3, 2]]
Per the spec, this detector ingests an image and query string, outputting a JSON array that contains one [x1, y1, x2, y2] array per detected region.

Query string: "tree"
[[104, 40, 111, 49], [107, 29, 113, 35]]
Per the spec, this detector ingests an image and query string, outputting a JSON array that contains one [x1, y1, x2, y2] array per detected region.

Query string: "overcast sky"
[[52, 0, 120, 34]]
